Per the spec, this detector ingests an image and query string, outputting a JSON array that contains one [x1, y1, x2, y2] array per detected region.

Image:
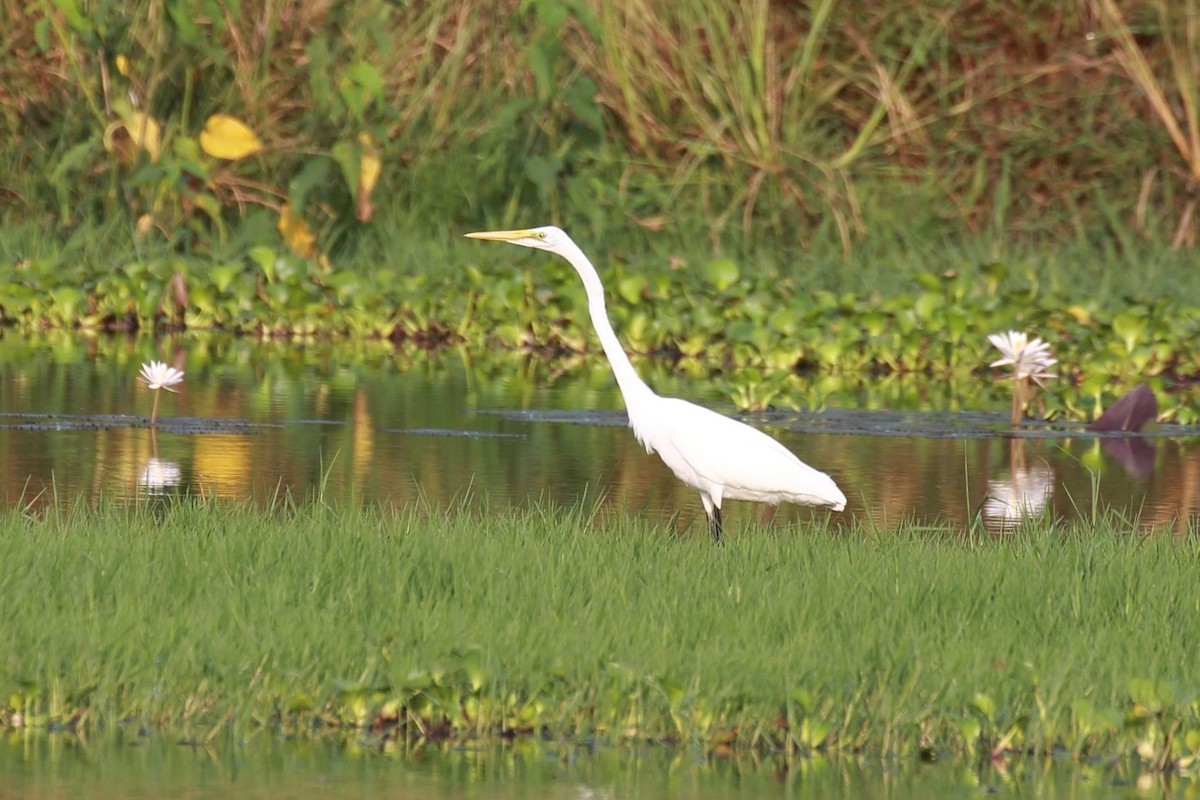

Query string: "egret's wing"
[[646, 398, 843, 507]]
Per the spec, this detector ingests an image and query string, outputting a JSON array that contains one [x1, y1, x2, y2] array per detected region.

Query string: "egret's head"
[[465, 225, 567, 253]]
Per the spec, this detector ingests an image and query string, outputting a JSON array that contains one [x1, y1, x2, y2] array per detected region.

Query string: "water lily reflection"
[[984, 441, 1055, 530], [138, 456, 182, 495]]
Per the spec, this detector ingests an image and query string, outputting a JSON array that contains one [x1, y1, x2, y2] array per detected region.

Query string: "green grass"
[[2, 497, 1198, 765]]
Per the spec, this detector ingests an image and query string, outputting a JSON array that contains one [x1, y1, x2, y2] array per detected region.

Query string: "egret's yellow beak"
[[464, 229, 537, 242]]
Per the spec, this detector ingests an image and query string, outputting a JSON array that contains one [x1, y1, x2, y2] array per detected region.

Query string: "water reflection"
[[136, 429, 182, 496], [983, 440, 1054, 531], [1100, 436, 1157, 480], [0, 730, 1182, 800], [0, 332, 1198, 534]]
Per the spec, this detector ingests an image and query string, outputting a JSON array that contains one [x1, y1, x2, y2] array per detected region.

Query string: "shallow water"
[[0, 731, 1174, 800], [1, 332, 1197, 534]]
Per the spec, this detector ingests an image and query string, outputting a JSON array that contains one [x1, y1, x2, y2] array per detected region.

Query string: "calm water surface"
[[1, 332, 1198, 534], [0, 731, 1175, 800]]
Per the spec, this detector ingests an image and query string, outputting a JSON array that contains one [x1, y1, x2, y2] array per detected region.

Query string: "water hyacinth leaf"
[[815, 340, 843, 367], [1065, 304, 1092, 324], [49, 287, 84, 317], [247, 248, 277, 283], [913, 291, 942, 321], [1112, 310, 1149, 353], [617, 274, 646, 306], [799, 717, 833, 749], [272, 254, 309, 284], [198, 114, 262, 161], [461, 649, 487, 693], [261, 282, 290, 308], [970, 692, 996, 722], [915, 273, 941, 292], [702, 258, 740, 291], [625, 312, 649, 350], [1127, 677, 1162, 712], [325, 271, 361, 302], [209, 264, 242, 294]]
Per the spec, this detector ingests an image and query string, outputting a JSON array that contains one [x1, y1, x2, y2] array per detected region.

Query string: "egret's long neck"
[[557, 240, 656, 406]]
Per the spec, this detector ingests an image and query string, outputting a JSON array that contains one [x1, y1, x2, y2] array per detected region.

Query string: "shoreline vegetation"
[[1, 498, 1198, 769]]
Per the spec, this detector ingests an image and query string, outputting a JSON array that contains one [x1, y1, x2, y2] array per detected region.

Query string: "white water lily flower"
[[988, 331, 1057, 387], [138, 360, 185, 392]]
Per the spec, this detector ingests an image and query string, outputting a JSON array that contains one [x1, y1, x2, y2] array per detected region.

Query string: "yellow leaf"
[[357, 132, 381, 194], [356, 132, 381, 222], [103, 110, 162, 162], [277, 203, 317, 258], [115, 54, 131, 77], [199, 114, 263, 161]]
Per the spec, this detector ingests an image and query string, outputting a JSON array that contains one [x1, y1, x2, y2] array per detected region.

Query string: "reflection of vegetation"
[[0, 729, 1155, 796], [2, 498, 1199, 765]]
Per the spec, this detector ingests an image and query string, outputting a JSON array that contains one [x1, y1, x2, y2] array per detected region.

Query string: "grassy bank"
[[2, 498, 1198, 766]]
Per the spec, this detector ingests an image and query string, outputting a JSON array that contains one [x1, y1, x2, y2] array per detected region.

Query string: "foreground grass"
[[1, 499, 1198, 767]]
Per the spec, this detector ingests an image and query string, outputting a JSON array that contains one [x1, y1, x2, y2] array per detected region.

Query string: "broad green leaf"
[[702, 258, 740, 291], [970, 692, 996, 721], [617, 274, 646, 306], [287, 157, 331, 216], [209, 264, 241, 294]]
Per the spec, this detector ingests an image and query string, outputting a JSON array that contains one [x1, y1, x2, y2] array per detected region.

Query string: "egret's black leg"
[[708, 506, 723, 542]]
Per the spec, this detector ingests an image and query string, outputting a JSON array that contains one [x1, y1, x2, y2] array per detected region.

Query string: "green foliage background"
[[6, 0, 1199, 253], [2, 0, 1200, 418]]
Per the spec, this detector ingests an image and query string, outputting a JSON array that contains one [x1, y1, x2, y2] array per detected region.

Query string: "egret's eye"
[[537, 232, 547, 240]]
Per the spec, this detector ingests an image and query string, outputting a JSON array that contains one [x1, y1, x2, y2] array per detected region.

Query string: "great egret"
[[465, 226, 847, 539]]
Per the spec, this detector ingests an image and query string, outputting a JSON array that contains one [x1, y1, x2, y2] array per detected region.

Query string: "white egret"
[[465, 226, 847, 539]]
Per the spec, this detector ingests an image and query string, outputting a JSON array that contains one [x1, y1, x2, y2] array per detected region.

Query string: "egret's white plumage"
[[465, 225, 846, 539]]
